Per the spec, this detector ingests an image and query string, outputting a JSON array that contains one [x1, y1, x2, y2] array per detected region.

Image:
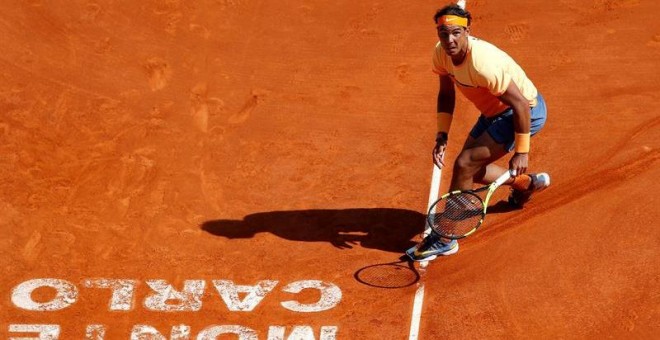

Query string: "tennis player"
[[407, 4, 550, 261]]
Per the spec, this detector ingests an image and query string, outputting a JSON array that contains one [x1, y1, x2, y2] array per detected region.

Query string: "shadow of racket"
[[354, 258, 420, 289]]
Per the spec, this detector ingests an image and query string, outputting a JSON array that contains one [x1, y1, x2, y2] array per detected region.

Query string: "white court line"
[[408, 165, 441, 340], [408, 1, 466, 335], [407, 281, 426, 340], [421, 165, 442, 268]]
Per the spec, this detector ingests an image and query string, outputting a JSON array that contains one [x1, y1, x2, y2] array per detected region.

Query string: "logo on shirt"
[[447, 74, 477, 88]]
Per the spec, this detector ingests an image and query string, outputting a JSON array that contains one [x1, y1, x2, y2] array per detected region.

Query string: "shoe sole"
[[405, 243, 459, 262], [509, 173, 551, 207], [534, 173, 551, 191]]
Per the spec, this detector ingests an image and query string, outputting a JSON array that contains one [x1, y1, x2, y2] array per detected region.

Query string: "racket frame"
[[427, 170, 512, 239]]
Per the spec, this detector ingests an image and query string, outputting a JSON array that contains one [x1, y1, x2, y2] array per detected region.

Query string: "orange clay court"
[[1, 0, 659, 339]]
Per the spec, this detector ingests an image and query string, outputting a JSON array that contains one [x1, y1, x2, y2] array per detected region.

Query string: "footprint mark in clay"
[[143, 57, 172, 91]]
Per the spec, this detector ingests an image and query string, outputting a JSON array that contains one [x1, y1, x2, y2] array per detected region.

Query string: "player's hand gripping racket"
[[427, 170, 513, 239]]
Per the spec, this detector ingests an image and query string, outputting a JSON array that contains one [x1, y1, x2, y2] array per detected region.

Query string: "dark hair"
[[434, 4, 472, 26]]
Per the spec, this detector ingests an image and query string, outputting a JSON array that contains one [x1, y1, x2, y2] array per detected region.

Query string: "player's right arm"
[[433, 74, 455, 168]]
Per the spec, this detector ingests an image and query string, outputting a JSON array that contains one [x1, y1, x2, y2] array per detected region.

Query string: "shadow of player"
[[201, 208, 425, 253], [485, 200, 522, 215]]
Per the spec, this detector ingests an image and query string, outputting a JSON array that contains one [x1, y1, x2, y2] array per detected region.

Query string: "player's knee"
[[454, 153, 477, 176]]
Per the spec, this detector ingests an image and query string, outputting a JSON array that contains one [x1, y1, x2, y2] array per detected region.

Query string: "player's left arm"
[[498, 81, 531, 175]]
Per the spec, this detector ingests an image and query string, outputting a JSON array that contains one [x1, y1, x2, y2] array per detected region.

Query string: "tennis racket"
[[427, 170, 513, 239]]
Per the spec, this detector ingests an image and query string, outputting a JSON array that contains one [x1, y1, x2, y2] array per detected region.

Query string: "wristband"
[[436, 112, 453, 134], [514, 133, 530, 153]]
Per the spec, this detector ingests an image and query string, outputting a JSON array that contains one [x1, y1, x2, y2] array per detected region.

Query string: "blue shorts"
[[469, 93, 547, 152]]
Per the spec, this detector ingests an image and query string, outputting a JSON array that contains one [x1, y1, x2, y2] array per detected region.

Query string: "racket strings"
[[429, 193, 484, 238]]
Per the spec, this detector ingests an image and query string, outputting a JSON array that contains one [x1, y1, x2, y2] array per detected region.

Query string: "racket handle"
[[493, 170, 513, 187]]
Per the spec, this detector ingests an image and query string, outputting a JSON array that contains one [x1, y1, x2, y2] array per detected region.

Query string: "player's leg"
[[449, 125, 509, 191], [408, 132, 505, 261], [474, 162, 548, 193], [507, 94, 550, 206], [450, 130, 543, 191], [455, 95, 550, 202], [408, 96, 550, 260]]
